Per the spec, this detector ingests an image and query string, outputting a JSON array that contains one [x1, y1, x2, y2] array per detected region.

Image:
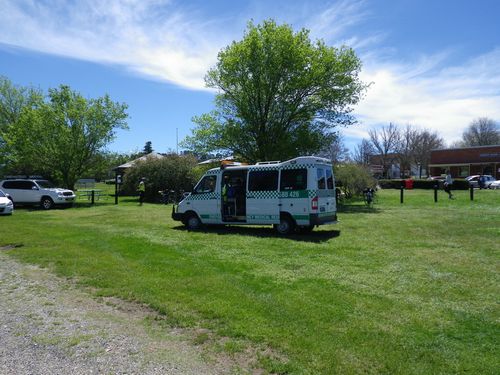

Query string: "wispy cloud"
[[0, 0, 229, 90], [349, 48, 500, 144], [1, 0, 499, 146]]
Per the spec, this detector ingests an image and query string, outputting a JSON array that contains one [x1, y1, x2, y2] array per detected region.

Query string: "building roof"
[[112, 152, 165, 171]]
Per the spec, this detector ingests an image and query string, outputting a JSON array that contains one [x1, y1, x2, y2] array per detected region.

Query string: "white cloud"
[[1, 0, 499, 147], [0, 0, 227, 90], [352, 48, 500, 145]]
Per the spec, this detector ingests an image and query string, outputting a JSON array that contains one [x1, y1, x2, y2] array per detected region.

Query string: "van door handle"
[[247, 196, 255, 199], [278, 203, 282, 206]]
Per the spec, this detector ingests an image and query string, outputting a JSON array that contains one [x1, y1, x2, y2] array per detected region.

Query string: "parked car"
[[466, 175, 496, 188], [489, 180, 500, 190], [0, 179, 76, 209], [0, 189, 14, 215]]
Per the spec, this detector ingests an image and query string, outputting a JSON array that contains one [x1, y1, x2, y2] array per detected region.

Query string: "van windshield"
[[35, 180, 55, 189]]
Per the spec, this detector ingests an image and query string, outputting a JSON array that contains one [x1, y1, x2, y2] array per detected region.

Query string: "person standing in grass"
[[444, 171, 454, 199], [138, 177, 146, 205]]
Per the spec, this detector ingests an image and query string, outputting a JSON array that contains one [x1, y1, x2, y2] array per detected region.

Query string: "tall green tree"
[[183, 20, 367, 162], [0, 76, 42, 170], [5, 85, 128, 189]]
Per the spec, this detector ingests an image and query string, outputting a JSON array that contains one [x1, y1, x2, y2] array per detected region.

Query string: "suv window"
[[2, 180, 34, 189], [35, 180, 55, 188], [248, 170, 279, 191], [280, 169, 307, 191]]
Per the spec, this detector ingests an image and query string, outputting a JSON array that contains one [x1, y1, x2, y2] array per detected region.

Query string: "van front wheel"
[[274, 216, 295, 235], [186, 214, 202, 230]]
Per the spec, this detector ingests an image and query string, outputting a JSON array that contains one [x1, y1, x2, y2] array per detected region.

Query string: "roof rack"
[[4, 175, 44, 180], [255, 161, 280, 165]]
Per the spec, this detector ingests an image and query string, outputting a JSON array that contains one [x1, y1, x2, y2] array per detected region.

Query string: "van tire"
[[185, 213, 202, 230], [41, 196, 54, 210], [274, 216, 295, 235]]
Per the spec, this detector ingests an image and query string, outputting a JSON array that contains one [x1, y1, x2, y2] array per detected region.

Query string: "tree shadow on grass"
[[337, 203, 381, 214], [172, 225, 341, 243]]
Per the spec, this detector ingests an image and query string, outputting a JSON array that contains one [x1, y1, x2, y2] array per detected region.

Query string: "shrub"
[[335, 163, 377, 198], [122, 154, 199, 202]]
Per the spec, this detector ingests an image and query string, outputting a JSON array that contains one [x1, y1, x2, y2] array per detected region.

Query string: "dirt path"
[[0, 252, 243, 374]]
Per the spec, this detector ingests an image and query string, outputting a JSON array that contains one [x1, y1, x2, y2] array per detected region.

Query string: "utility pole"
[[176, 127, 179, 154]]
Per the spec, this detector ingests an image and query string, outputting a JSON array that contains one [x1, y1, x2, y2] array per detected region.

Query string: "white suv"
[[0, 179, 76, 209]]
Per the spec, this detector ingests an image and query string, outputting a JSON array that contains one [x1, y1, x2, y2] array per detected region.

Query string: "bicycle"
[[158, 189, 176, 204]]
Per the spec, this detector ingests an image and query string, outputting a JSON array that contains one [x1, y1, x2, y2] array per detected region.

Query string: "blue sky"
[[1, 0, 499, 155]]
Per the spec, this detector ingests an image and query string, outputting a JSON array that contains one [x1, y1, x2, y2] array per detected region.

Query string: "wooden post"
[[470, 186, 474, 201], [400, 186, 404, 204], [434, 184, 438, 203], [91, 190, 95, 205]]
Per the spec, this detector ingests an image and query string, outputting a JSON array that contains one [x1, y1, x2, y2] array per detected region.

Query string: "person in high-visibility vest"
[[138, 178, 146, 205]]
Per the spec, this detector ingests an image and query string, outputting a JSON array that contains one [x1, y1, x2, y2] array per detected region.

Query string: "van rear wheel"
[[274, 216, 295, 235]]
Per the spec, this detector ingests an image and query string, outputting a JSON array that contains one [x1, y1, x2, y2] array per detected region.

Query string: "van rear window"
[[326, 168, 334, 189], [280, 169, 307, 191], [317, 168, 326, 189], [248, 171, 278, 191]]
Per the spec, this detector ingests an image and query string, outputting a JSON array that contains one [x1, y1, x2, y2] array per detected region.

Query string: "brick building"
[[429, 145, 500, 179]]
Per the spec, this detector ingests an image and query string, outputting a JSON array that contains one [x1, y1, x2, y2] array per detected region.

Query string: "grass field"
[[1, 189, 499, 374]]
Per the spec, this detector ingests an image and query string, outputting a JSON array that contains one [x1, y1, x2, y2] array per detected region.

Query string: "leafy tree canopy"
[[3, 84, 128, 189], [183, 20, 367, 162]]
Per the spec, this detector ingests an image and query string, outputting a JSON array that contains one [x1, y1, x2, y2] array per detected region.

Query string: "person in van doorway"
[[233, 178, 244, 215], [444, 171, 454, 199], [222, 175, 236, 215], [138, 177, 146, 205]]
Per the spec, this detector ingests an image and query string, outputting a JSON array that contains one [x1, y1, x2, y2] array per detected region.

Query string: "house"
[[428, 145, 500, 179]]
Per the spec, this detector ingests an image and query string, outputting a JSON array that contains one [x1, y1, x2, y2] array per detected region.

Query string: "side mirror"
[[32, 186, 39, 190], [6, 193, 12, 201]]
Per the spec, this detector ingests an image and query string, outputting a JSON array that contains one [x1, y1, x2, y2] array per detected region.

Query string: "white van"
[[172, 156, 337, 234]]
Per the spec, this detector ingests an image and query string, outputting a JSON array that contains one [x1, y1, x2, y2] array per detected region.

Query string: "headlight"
[[7, 201, 13, 207]]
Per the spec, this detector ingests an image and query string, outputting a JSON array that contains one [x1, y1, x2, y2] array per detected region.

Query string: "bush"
[[335, 163, 377, 198], [122, 154, 199, 202]]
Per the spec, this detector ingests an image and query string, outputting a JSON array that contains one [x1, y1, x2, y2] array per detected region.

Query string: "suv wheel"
[[41, 197, 54, 210]]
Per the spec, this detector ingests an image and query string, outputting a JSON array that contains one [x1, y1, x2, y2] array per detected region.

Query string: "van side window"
[[248, 171, 278, 191], [317, 168, 326, 189], [194, 175, 217, 193], [326, 168, 334, 189], [280, 169, 307, 191]]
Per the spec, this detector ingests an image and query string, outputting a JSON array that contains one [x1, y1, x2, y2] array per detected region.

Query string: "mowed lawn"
[[1, 189, 499, 374]]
